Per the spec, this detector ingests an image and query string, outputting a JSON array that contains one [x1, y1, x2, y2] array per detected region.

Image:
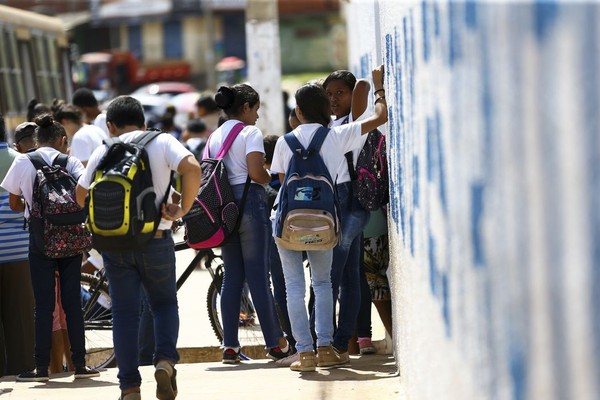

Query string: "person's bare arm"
[[247, 152, 271, 184], [351, 79, 370, 122], [8, 193, 25, 212], [359, 64, 388, 135], [76, 184, 88, 208], [162, 155, 202, 221]]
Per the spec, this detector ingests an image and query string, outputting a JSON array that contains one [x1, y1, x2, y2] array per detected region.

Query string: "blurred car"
[[168, 91, 201, 129], [130, 93, 171, 128], [131, 81, 197, 97]]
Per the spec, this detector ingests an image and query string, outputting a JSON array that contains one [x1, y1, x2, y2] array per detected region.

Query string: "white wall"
[[345, 1, 600, 399]]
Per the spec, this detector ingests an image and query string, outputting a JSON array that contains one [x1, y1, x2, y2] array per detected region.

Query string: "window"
[[163, 20, 182, 59], [129, 25, 142, 60]]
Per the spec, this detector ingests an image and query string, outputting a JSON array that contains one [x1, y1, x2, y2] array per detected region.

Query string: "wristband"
[[374, 88, 385, 96], [374, 96, 386, 104]]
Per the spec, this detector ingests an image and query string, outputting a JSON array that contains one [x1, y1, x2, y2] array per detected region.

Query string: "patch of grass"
[[281, 71, 330, 94]]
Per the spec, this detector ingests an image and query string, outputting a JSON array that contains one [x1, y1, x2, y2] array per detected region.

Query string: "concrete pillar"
[[246, 0, 284, 136]]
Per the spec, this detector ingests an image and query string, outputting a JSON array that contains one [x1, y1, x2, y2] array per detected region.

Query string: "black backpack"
[[86, 130, 171, 251], [27, 152, 91, 258], [345, 129, 389, 211]]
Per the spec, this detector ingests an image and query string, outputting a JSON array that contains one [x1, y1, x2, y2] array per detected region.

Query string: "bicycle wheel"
[[206, 264, 265, 347], [81, 272, 115, 369]]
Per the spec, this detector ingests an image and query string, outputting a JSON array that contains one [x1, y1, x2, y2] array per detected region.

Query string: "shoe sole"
[[290, 366, 316, 372], [317, 360, 350, 369], [222, 359, 240, 364], [359, 348, 377, 355], [74, 372, 100, 379], [16, 377, 49, 382], [155, 368, 175, 400]]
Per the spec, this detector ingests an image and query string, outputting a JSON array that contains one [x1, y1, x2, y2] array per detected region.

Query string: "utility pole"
[[203, 0, 216, 91], [246, 0, 284, 135]]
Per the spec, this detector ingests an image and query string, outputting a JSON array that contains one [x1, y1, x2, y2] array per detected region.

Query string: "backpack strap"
[[27, 152, 68, 170], [344, 152, 358, 181], [132, 129, 163, 147], [206, 122, 245, 159], [306, 126, 329, 156]]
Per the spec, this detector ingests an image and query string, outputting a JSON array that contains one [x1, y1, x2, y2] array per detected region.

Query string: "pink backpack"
[[183, 123, 248, 249]]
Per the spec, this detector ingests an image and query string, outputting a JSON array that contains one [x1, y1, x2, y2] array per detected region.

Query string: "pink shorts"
[[52, 276, 67, 332]]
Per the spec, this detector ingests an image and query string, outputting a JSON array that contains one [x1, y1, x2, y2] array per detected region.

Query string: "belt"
[[154, 229, 172, 239]]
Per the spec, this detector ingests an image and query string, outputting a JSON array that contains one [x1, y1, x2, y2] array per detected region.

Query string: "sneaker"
[[74, 366, 100, 379], [266, 346, 290, 361], [290, 351, 316, 372], [222, 348, 241, 364], [155, 360, 177, 400], [317, 345, 347, 368], [16, 368, 49, 382], [334, 346, 351, 365], [358, 337, 377, 355], [275, 351, 299, 367]]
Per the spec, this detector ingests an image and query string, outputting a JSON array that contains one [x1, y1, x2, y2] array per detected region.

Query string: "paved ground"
[[0, 354, 400, 399]]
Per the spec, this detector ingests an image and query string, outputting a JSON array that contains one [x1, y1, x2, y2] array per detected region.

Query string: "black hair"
[[50, 98, 66, 117], [195, 95, 219, 113], [106, 96, 145, 129], [263, 134, 278, 165], [323, 70, 357, 92], [215, 84, 259, 118], [0, 113, 5, 142], [54, 103, 83, 124], [34, 113, 67, 144], [295, 83, 330, 127], [187, 118, 207, 134], [26, 98, 51, 122], [72, 88, 99, 108], [289, 108, 297, 119]]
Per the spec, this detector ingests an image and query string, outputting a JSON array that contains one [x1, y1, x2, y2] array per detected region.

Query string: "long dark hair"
[[215, 84, 259, 118], [295, 83, 330, 127]]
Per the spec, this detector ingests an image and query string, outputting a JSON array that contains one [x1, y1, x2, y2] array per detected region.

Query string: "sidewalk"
[[0, 354, 400, 399]]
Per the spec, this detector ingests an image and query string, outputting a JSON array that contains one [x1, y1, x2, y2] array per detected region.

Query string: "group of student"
[[0, 63, 391, 400]]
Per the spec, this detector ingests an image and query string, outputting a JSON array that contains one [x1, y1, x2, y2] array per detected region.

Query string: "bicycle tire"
[[81, 272, 116, 369], [205, 264, 265, 347]]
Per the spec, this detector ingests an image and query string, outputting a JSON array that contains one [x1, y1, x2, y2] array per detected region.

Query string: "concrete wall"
[[344, 1, 600, 399]]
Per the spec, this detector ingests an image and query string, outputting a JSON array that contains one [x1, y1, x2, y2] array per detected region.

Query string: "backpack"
[[27, 152, 91, 258], [275, 127, 340, 251], [186, 140, 207, 163], [346, 129, 389, 211], [86, 130, 170, 252], [183, 122, 249, 249]]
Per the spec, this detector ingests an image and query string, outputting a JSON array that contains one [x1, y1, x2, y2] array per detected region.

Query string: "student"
[[76, 96, 201, 400], [1, 114, 99, 382], [288, 108, 301, 131], [270, 64, 387, 372], [195, 94, 221, 133], [210, 84, 290, 364], [13, 121, 37, 153], [183, 118, 210, 162], [72, 88, 109, 137], [0, 114, 35, 378], [320, 69, 373, 362], [54, 103, 107, 166], [26, 99, 51, 123]]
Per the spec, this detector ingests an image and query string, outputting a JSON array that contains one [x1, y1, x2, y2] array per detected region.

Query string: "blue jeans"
[[28, 252, 85, 369], [221, 183, 282, 349], [138, 290, 155, 366], [268, 235, 295, 349], [277, 245, 333, 353], [331, 182, 370, 351], [102, 232, 179, 391]]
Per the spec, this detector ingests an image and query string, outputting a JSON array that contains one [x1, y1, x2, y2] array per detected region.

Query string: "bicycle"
[[81, 238, 264, 369]]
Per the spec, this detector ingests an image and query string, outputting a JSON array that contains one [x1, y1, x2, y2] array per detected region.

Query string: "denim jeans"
[[268, 235, 295, 349], [355, 244, 373, 338], [277, 245, 333, 353], [331, 182, 370, 351], [221, 183, 282, 349], [138, 290, 155, 366], [102, 232, 179, 391], [28, 252, 85, 369]]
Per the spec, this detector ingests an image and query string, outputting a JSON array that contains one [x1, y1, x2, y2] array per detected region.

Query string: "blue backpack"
[[274, 127, 340, 251]]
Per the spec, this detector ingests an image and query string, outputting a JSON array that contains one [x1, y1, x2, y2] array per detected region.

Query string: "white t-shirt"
[[1, 147, 85, 218], [69, 124, 109, 163], [205, 119, 265, 186], [270, 122, 363, 183], [78, 130, 192, 230], [93, 113, 109, 136], [329, 113, 369, 183]]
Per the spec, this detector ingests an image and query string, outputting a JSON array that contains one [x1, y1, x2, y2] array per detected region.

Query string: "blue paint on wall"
[[442, 273, 450, 337], [509, 335, 528, 400], [422, 1, 430, 62], [429, 233, 437, 295], [413, 155, 419, 208], [470, 183, 486, 267], [426, 116, 435, 181], [435, 110, 447, 212], [448, 1, 461, 66], [480, 28, 493, 163], [465, 0, 477, 30], [410, 214, 415, 256], [433, 1, 440, 37], [534, 1, 559, 41]]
